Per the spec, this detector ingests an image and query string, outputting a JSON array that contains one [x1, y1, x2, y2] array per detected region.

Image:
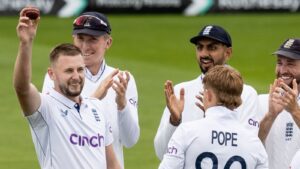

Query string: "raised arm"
[[13, 7, 41, 116], [116, 72, 140, 147], [154, 80, 184, 160], [259, 79, 284, 143]]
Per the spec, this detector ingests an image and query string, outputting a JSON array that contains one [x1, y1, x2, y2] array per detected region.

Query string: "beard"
[[59, 78, 84, 97], [198, 56, 225, 74], [276, 73, 300, 88]]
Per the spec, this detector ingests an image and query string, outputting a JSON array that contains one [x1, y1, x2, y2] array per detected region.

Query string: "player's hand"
[[195, 91, 205, 113], [112, 71, 130, 111], [164, 80, 184, 126], [92, 69, 119, 100], [268, 78, 286, 117], [16, 7, 40, 43], [279, 79, 300, 115]]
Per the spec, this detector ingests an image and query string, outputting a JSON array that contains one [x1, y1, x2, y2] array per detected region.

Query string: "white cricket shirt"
[[27, 89, 113, 169], [42, 60, 139, 168], [154, 74, 262, 160], [290, 149, 300, 169], [158, 106, 268, 169], [258, 94, 300, 169]]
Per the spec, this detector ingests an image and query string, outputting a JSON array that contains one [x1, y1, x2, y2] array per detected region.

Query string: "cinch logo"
[[70, 133, 104, 147], [248, 118, 259, 127]]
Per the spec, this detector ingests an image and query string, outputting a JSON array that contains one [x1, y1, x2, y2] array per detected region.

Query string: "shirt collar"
[[48, 88, 83, 109], [205, 106, 238, 119], [85, 60, 106, 82]]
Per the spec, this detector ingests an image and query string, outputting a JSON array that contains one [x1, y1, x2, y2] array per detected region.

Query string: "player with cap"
[[154, 25, 261, 160], [258, 38, 300, 169], [158, 65, 268, 169], [42, 12, 140, 168], [14, 7, 120, 168]]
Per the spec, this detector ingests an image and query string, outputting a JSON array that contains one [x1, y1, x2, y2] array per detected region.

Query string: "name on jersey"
[[70, 133, 104, 147], [211, 130, 238, 147]]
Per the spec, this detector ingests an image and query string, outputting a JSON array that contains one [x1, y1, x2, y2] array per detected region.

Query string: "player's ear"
[[105, 36, 113, 49], [225, 47, 232, 60], [48, 67, 55, 80]]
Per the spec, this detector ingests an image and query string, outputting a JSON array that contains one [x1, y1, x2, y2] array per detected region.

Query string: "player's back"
[[182, 107, 268, 169]]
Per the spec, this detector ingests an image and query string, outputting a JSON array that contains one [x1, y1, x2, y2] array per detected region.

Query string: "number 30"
[[195, 152, 246, 169]]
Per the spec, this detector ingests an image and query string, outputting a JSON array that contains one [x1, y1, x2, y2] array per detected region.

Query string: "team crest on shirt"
[[285, 122, 293, 141], [91, 108, 101, 122], [60, 109, 68, 117]]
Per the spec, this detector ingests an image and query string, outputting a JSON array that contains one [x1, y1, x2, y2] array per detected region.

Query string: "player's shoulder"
[[242, 83, 258, 95], [173, 76, 201, 90]]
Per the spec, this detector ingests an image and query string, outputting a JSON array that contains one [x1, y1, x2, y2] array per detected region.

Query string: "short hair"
[[49, 43, 82, 65], [203, 65, 243, 110]]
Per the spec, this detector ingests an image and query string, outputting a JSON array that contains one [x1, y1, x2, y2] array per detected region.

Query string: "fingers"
[[195, 91, 204, 111], [112, 71, 130, 96]]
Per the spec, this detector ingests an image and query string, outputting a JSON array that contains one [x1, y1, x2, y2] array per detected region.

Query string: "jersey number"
[[195, 152, 246, 169]]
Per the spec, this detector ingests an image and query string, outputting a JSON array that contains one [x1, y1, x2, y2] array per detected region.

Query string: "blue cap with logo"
[[190, 25, 232, 47], [273, 38, 300, 59], [72, 12, 111, 36]]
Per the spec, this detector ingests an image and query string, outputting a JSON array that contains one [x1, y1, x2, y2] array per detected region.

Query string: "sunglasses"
[[73, 15, 111, 34]]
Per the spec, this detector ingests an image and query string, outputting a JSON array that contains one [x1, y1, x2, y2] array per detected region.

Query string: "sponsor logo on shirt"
[[248, 118, 259, 127], [69, 133, 105, 147], [167, 145, 178, 155], [286, 122, 293, 141]]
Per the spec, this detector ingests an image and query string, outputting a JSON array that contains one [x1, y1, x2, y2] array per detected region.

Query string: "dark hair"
[[49, 43, 82, 65], [203, 65, 243, 110]]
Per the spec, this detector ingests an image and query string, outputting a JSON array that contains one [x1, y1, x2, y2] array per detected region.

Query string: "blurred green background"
[[1, 13, 300, 168]]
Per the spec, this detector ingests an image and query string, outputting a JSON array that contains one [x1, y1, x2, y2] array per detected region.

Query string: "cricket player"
[[14, 7, 120, 169], [158, 65, 268, 169], [154, 25, 262, 160], [258, 38, 300, 169], [42, 12, 140, 168]]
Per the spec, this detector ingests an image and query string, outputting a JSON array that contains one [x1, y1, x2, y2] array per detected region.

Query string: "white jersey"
[[42, 60, 140, 168], [27, 89, 113, 169], [158, 106, 268, 169], [290, 149, 300, 169], [154, 74, 262, 160], [258, 94, 300, 169]]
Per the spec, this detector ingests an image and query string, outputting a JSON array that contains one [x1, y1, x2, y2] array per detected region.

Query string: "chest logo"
[[285, 122, 293, 141], [60, 109, 68, 117], [92, 108, 101, 122]]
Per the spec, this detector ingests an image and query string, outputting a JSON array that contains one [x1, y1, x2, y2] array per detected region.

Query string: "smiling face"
[[49, 54, 85, 101], [73, 33, 112, 75], [276, 55, 300, 87], [195, 38, 232, 74]]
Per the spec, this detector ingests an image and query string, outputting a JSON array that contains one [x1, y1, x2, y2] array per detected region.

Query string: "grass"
[[1, 13, 300, 169]]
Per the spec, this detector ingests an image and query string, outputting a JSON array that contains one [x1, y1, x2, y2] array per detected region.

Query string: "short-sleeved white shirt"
[[158, 106, 268, 169], [27, 89, 113, 169], [258, 94, 300, 169], [42, 61, 140, 168], [154, 74, 262, 159]]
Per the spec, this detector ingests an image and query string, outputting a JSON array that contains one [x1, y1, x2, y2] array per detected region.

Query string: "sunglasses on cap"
[[73, 15, 111, 34]]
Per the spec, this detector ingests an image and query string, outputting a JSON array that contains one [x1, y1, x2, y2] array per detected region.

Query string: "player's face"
[[276, 55, 300, 87], [195, 38, 232, 74], [73, 34, 111, 71], [51, 54, 85, 99]]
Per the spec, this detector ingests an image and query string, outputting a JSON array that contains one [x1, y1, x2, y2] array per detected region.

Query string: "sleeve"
[[105, 116, 114, 146], [290, 149, 300, 169], [158, 125, 186, 169], [154, 107, 178, 160], [42, 73, 54, 94], [255, 140, 269, 169], [237, 85, 261, 134], [118, 73, 140, 148], [27, 93, 51, 127]]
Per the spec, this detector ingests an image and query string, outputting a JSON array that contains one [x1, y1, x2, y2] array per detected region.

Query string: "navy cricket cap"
[[190, 25, 232, 47], [273, 38, 300, 59], [72, 12, 111, 36]]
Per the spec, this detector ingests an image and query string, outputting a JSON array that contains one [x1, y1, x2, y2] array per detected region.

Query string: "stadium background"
[[1, 0, 300, 168]]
